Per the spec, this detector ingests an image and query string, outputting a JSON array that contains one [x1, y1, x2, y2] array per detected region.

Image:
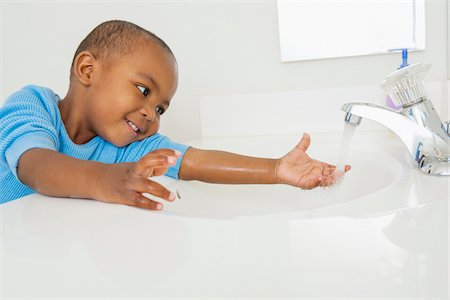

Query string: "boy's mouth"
[[125, 118, 141, 135]]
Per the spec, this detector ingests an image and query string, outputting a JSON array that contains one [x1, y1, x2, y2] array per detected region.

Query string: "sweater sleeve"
[[0, 86, 60, 179], [117, 133, 190, 179]]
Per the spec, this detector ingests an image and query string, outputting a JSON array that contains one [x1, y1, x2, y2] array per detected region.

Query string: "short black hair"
[[71, 20, 174, 73]]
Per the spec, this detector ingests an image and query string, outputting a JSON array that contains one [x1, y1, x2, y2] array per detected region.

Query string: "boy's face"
[[86, 39, 178, 147]]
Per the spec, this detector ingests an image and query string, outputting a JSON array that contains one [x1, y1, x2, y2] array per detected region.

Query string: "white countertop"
[[1, 131, 448, 299]]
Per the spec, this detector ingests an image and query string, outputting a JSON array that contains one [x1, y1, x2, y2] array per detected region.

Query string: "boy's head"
[[70, 20, 175, 77], [66, 20, 178, 147]]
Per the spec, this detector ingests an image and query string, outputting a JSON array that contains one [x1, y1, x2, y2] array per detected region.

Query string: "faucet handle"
[[443, 121, 450, 136], [380, 63, 431, 107]]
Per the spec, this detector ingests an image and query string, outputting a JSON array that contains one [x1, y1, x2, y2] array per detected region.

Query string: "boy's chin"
[[108, 141, 128, 147], [108, 135, 150, 147], [105, 136, 136, 147]]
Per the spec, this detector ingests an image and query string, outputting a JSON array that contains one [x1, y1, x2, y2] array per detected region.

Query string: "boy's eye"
[[137, 85, 149, 97], [156, 106, 165, 115]]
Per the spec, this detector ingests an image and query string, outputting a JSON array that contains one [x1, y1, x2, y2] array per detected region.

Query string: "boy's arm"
[[179, 148, 279, 184], [18, 148, 106, 199], [179, 134, 351, 189], [17, 148, 180, 210]]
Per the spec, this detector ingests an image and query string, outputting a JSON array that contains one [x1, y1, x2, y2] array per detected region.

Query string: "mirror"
[[277, 0, 425, 62]]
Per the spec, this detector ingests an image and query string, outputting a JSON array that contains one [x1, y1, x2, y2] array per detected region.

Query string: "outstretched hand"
[[275, 133, 351, 190]]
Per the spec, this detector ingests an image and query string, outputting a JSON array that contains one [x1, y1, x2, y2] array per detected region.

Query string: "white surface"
[[1, 131, 448, 298], [201, 81, 444, 137], [1, 1, 447, 142]]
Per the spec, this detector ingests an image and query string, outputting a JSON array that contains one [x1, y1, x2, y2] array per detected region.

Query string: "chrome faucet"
[[342, 63, 450, 176]]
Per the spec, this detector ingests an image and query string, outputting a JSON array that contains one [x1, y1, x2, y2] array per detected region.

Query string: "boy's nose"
[[140, 106, 155, 122]]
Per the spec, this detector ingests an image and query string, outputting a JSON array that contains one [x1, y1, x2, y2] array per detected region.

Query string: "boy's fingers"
[[137, 162, 172, 178], [320, 171, 345, 187], [303, 180, 319, 190], [296, 133, 311, 152], [143, 148, 182, 159], [299, 175, 321, 190], [150, 165, 171, 177], [133, 154, 177, 177], [323, 164, 351, 174], [322, 167, 334, 176], [132, 178, 176, 202], [125, 192, 164, 211], [140, 154, 177, 166], [133, 162, 167, 178]]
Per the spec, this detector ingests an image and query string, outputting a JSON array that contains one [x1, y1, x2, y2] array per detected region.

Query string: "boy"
[[0, 20, 350, 210]]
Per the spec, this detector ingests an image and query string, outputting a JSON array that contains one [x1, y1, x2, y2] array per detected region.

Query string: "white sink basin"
[[1, 131, 446, 299]]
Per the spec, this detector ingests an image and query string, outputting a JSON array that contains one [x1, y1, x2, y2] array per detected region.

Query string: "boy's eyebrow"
[[136, 73, 158, 88]]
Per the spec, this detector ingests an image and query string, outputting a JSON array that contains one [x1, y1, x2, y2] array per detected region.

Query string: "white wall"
[[0, 0, 448, 142]]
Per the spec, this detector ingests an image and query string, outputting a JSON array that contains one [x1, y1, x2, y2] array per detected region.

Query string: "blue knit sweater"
[[0, 85, 190, 204]]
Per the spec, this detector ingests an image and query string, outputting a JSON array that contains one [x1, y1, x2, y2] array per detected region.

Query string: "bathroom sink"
[[2, 131, 446, 299], [155, 134, 406, 218]]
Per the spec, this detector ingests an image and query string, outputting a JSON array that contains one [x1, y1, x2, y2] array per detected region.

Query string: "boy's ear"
[[73, 51, 95, 86]]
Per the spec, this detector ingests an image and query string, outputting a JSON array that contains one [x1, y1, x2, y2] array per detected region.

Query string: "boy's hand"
[[275, 133, 351, 190], [94, 149, 181, 210]]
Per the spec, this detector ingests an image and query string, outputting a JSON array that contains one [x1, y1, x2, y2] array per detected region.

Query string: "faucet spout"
[[342, 99, 450, 176]]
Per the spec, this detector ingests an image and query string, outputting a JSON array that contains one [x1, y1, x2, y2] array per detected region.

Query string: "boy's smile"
[[125, 118, 142, 136], [59, 38, 178, 147]]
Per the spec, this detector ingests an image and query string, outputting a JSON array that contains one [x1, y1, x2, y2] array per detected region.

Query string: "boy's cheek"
[[145, 124, 160, 137]]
